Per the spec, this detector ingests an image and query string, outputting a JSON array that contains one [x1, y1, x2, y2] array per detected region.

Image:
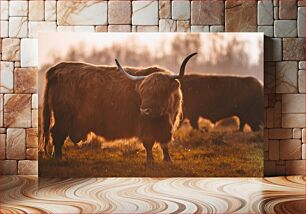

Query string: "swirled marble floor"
[[0, 176, 305, 214]]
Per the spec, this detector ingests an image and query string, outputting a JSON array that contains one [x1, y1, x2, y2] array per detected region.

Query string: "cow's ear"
[[171, 79, 180, 91]]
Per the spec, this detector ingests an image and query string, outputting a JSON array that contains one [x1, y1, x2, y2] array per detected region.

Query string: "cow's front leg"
[[160, 143, 171, 162], [143, 141, 154, 164]]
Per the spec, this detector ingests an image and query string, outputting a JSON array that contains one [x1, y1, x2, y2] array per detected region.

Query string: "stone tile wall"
[[0, 0, 305, 176]]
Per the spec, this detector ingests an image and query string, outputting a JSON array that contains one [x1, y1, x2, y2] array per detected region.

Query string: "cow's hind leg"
[[143, 141, 154, 164], [189, 117, 199, 130], [51, 125, 67, 159], [239, 120, 246, 131], [160, 143, 171, 162], [249, 120, 261, 131]]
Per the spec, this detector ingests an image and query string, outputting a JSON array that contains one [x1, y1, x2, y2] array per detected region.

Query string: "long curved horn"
[[173, 52, 197, 79], [115, 59, 146, 81]]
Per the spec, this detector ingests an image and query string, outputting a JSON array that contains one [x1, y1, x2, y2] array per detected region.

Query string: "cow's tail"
[[41, 78, 52, 156]]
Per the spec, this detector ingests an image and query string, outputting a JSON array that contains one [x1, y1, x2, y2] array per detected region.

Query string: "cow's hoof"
[[163, 158, 172, 163]]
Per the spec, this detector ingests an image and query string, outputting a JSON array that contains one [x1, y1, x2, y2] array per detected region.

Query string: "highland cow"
[[42, 53, 197, 162], [180, 74, 264, 131]]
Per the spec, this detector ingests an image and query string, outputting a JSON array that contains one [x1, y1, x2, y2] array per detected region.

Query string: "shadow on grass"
[[39, 130, 264, 177]]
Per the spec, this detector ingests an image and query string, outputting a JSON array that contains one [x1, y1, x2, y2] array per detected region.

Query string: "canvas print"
[[38, 32, 264, 177]]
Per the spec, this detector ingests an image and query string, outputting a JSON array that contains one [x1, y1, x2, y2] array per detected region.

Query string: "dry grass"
[[39, 128, 264, 177]]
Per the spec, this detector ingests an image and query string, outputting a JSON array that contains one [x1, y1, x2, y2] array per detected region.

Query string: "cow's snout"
[[140, 107, 152, 116], [140, 107, 162, 117]]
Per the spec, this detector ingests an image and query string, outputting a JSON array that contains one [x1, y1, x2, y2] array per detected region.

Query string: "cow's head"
[[115, 53, 197, 117]]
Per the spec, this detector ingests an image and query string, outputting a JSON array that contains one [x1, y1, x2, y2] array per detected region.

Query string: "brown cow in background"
[[180, 74, 264, 131], [42, 53, 197, 163]]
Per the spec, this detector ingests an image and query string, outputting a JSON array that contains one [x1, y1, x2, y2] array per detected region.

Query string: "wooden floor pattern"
[[0, 176, 305, 213]]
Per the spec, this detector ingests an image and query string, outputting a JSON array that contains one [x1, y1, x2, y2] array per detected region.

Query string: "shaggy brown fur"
[[42, 62, 183, 162], [180, 74, 264, 131]]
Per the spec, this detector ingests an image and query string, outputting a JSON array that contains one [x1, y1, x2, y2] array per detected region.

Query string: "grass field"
[[39, 125, 264, 177]]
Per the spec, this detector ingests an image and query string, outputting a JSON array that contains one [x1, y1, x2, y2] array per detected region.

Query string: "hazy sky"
[[39, 32, 263, 67]]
